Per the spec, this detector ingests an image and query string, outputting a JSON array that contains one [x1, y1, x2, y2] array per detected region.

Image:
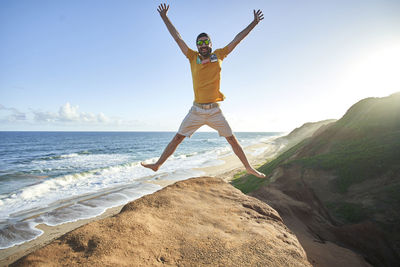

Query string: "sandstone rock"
[[12, 177, 311, 267]]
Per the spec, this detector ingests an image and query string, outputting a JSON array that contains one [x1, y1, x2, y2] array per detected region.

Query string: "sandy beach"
[[0, 138, 283, 266]]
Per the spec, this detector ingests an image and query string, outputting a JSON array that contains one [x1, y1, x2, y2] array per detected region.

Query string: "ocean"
[[0, 131, 281, 249]]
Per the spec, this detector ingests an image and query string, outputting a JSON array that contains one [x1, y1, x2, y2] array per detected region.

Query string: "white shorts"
[[178, 105, 233, 137]]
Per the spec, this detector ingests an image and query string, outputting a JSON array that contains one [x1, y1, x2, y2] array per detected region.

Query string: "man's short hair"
[[196, 33, 211, 43]]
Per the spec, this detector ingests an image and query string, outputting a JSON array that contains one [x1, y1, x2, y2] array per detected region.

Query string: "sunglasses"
[[197, 39, 210, 46]]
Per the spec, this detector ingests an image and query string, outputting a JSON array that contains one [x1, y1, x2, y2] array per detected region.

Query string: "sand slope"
[[12, 177, 311, 267], [251, 182, 372, 267]]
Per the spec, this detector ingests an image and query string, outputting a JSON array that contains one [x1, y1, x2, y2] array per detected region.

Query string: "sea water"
[[0, 131, 280, 249]]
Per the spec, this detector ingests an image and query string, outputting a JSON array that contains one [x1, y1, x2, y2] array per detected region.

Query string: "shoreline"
[[0, 137, 283, 266]]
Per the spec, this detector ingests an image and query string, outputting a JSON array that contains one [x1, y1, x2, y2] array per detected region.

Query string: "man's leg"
[[141, 133, 186, 172], [225, 135, 266, 178]]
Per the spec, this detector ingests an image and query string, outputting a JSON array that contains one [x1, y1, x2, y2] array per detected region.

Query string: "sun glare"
[[340, 43, 400, 100]]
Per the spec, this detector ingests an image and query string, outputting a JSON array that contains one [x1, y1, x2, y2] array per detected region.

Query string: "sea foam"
[[0, 146, 226, 249], [0, 132, 281, 249]]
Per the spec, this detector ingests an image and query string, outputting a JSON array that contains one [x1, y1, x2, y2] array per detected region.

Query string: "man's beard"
[[199, 47, 212, 58]]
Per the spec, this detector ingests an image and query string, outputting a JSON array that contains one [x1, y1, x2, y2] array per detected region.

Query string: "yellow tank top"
[[186, 46, 230, 103]]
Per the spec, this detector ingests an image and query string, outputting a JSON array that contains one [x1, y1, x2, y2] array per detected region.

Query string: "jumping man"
[[142, 3, 266, 178]]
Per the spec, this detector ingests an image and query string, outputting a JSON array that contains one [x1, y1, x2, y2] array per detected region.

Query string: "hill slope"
[[278, 119, 336, 148], [232, 119, 336, 194], [235, 92, 400, 266]]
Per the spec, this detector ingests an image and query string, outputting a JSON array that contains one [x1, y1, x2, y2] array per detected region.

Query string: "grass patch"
[[233, 170, 246, 180], [231, 130, 400, 195], [383, 184, 400, 205], [291, 131, 400, 193], [258, 139, 309, 174], [231, 174, 269, 194], [231, 139, 309, 194], [326, 201, 369, 224]]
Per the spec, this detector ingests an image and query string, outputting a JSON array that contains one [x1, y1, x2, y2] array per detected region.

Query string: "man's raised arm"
[[158, 3, 189, 57], [226, 9, 264, 54]]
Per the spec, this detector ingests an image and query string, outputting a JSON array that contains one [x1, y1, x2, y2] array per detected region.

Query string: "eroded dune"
[[12, 177, 311, 267]]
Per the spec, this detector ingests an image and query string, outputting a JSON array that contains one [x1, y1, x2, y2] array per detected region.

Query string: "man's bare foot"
[[141, 162, 160, 172], [246, 168, 266, 178]]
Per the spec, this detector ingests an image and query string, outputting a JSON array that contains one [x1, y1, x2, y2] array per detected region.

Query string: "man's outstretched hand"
[[253, 9, 264, 24], [157, 3, 169, 17]]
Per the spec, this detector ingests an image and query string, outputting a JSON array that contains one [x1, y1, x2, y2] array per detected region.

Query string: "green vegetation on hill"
[[232, 140, 308, 194], [336, 94, 400, 132], [280, 119, 336, 148], [289, 93, 400, 193], [231, 173, 269, 194], [325, 201, 370, 224], [231, 119, 338, 194], [233, 93, 400, 195], [291, 130, 400, 193], [233, 131, 400, 224]]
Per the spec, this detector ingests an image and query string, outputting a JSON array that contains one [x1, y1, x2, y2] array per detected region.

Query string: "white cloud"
[[0, 104, 27, 121], [97, 112, 109, 123], [32, 102, 112, 124], [32, 110, 58, 122], [1, 102, 150, 130], [59, 102, 80, 121]]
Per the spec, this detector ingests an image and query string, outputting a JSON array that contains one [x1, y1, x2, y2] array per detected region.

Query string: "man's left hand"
[[253, 9, 264, 24]]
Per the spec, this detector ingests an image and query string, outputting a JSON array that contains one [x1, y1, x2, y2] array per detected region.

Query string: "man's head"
[[196, 33, 212, 58]]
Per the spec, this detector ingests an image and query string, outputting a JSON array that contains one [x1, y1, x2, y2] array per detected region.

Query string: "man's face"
[[196, 37, 212, 58]]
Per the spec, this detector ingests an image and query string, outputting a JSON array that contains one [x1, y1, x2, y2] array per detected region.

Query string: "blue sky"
[[1, 0, 399, 132]]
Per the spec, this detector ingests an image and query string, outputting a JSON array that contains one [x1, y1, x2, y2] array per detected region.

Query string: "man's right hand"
[[157, 3, 169, 18]]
